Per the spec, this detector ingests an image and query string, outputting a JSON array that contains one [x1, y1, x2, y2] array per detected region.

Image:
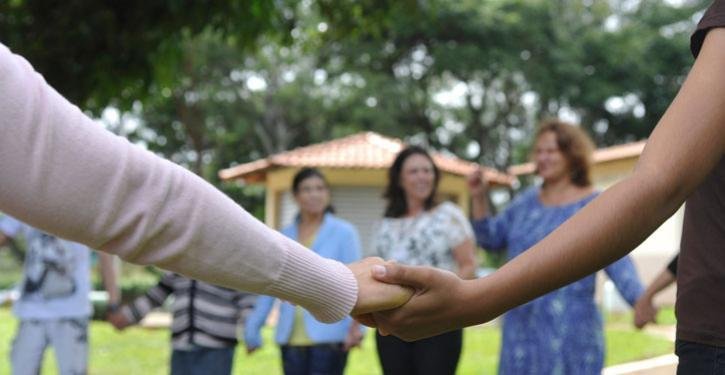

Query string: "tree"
[[0, 0, 297, 114], [318, 0, 710, 168]]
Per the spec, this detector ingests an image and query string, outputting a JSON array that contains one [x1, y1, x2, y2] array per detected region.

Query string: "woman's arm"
[[452, 238, 477, 279], [603, 256, 645, 306], [369, 29, 725, 341], [0, 42, 410, 323], [468, 167, 491, 220], [244, 295, 276, 352], [98, 252, 121, 306]]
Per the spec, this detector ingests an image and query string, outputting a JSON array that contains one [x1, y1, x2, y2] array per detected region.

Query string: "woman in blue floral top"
[[469, 120, 644, 375]]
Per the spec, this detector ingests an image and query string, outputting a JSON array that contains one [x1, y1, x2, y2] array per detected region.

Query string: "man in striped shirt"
[[108, 272, 256, 375]]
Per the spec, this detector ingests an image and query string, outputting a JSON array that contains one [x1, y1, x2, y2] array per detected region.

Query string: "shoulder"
[[326, 215, 358, 235], [435, 201, 465, 216], [691, 0, 725, 58]]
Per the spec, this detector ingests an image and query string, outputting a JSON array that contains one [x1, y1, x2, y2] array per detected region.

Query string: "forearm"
[[99, 253, 120, 304], [453, 239, 477, 280], [470, 193, 489, 220], [0, 43, 356, 323], [456, 264, 476, 280], [642, 271, 676, 301]]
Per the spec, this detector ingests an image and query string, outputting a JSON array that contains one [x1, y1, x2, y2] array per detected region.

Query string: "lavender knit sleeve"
[[0, 43, 356, 323]]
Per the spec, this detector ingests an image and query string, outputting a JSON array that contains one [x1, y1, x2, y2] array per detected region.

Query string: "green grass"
[[0, 250, 23, 290], [0, 308, 674, 375], [605, 307, 677, 327], [605, 329, 673, 366]]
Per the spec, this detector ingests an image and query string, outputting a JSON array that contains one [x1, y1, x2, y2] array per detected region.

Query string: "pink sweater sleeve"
[[0, 43, 357, 323]]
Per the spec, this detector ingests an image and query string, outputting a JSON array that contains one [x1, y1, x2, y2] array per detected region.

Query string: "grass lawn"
[[0, 308, 674, 374]]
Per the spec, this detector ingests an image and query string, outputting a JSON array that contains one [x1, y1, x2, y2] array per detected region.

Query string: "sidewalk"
[[603, 354, 677, 375], [602, 325, 677, 375]]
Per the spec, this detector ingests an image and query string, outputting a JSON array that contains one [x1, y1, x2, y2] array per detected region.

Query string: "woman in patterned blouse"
[[372, 146, 477, 375], [468, 119, 644, 374]]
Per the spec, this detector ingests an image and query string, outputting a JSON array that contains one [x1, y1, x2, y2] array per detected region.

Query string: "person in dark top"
[[633, 255, 678, 329], [363, 4, 725, 375]]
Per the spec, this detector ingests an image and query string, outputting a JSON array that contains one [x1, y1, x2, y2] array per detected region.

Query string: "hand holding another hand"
[[367, 263, 489, 342], [106, 310, 132, 331], [633, 295, 658, 329], [347, 257, 414, 316]]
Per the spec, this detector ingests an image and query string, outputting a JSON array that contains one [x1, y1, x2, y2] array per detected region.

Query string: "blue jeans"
[[170, 346, 235, 375], [676, 339, 725, 374], [12, 318, 88, 375], [280, 344, 348, 375]]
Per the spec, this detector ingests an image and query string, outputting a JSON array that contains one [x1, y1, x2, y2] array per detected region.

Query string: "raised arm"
[[370, 29, 725, 341]]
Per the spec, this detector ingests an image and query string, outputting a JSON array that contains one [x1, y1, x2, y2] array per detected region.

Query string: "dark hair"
[[532, 119, 594, 187], [292, 167, 335, 214], [383, 146, 440, 218]]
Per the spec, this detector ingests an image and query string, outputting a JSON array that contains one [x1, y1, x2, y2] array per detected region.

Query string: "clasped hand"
[[348, 257, 488, 342]]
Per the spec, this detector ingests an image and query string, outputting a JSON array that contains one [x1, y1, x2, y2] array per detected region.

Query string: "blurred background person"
[[244, 168, 364, 375], [107, 272, 256, 375], [372, 146, 477, 375], [0, 214, 119, 375], [469, 119, 644, 375]]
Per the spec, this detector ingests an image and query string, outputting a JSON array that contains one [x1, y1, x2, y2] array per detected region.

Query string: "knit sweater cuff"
[[265, 245, 358, 323]]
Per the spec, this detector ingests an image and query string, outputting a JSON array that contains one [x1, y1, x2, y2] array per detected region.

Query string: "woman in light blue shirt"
[[245, 168, 364, 375]]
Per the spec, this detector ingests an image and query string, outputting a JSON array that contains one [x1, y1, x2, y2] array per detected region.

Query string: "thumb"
[[371, 263, 430, 290]]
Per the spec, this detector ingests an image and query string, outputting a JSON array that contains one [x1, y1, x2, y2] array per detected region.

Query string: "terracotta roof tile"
[[219, 132, 514, 186]]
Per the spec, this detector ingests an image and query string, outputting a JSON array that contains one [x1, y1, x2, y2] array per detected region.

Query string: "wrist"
[[106, 302, 121, 314], [458, 278, 494, 326]]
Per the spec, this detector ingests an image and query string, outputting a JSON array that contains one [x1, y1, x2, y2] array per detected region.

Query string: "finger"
[[371, 263, 432, 290]]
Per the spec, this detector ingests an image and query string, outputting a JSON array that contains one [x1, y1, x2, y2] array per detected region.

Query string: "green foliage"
[[318, 0, 711, 167], [0, 0, 713, 195], [0, 0, 295, 113], [0, 250, 23, 290]]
